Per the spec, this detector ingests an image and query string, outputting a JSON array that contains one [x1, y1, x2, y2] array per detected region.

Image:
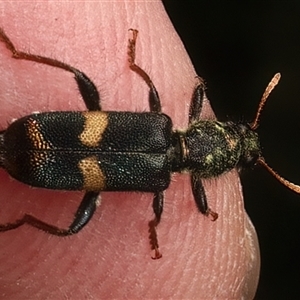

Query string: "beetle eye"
[[240, 152, 260, 168]]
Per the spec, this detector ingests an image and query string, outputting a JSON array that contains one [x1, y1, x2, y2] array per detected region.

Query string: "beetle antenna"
[[258, 158, 300, 193], [251, 73, 281, 130], [253, 73, 300, 193]]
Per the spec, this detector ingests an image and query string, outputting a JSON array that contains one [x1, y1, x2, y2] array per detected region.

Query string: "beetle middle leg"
[[127, 29, 165, 258], [0, 192, 99, 235], [148, 192, 164, 259], [0, 28, 100, 111], [128, 29, 161, 113]]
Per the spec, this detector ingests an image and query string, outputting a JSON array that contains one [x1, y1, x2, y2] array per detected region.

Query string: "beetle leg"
[[191, 173, 218, 221], [64, 191, 100, 234], [0, 192, 99, 235], [0, 28, 100, 111], [188, 77, 206, 124], [148, 191, 164, 259], [128, 29, 161, 113]]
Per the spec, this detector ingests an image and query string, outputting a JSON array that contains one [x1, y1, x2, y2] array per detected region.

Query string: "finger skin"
[[0, 1, 259, 299]]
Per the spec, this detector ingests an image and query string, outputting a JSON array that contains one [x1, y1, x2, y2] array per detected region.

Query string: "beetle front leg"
[[188, 77, 206, 124], [191, 173, 218, 221], [0, 192, 99, 235]]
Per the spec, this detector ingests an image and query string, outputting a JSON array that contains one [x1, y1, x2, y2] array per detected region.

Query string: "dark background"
[[163, 1, 300, 299]]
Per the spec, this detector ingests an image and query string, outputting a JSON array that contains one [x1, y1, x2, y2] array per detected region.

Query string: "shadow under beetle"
[[0, 29, 300, 259]]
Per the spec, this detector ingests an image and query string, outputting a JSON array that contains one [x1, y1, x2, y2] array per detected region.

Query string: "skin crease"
[[0, 1, 260, 299]]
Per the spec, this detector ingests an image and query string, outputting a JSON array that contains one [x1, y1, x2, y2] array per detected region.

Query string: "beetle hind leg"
[[0, 191, 99, 235], [0, 28, 101, 111]]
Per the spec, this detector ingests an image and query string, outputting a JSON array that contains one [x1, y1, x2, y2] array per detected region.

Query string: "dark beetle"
[[0, 29, 299, 259]]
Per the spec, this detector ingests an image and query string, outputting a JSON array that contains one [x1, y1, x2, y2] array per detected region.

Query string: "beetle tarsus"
[[206, 209, 218, 221], [148, 218, 162, 259]]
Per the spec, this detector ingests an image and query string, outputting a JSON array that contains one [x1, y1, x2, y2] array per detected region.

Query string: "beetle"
[[0, 28, 299, 259]]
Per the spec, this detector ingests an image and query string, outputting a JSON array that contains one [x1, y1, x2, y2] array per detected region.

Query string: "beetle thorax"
[[173, 120, 261, 178]]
